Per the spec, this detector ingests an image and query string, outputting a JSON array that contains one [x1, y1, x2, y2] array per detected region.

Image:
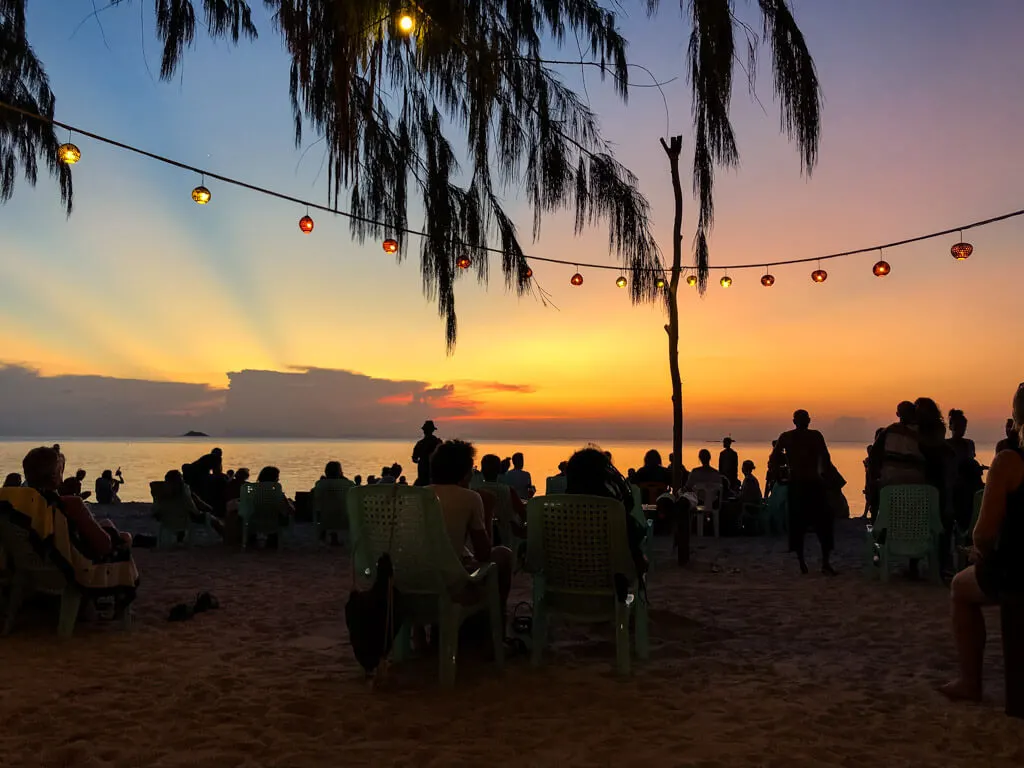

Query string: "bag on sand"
[[345, 553, 404, 675]]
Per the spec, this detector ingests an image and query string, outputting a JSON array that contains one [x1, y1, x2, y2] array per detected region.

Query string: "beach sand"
[[1, 506, 1021, 767]]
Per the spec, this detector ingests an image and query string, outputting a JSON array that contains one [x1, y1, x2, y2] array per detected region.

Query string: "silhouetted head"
[[324, 461, 342, 479], [257, 466, 280, 483], [480, 454, 502, 482], [75, 469, 86, 481], [1012, 384, 1024, 444], [211, 448, 222, 457], [164, 470, 184, 490], [948, 409, 967, 439], [101, 469, 114, 480], [236, 467, 250, 482], [354, 475, 362, 485], [226, 469, 235, 481], [742, 460, 755, 476], [627, 468, 636, 481], [896, 401, 916, 425], [557, 460, 568, 475], [723, 437, 734, 448], [430, 440, 476, 486], [643, 449, 663, 468], [565, 447, 612, 488], [381, 466, 392, 478], [793, 410, 811, 429], [23, 447, 61, 492], [3, 472, 22, 488], [367, 475, 377, 484], [422, 420, 436, 435], [913, 398, 945, 442], [391, 463, 402, 477], [399, 476, 407, 484], [698, 449, 712, 467], [512, 452, 524, 469], [500, 457, 512, 475]]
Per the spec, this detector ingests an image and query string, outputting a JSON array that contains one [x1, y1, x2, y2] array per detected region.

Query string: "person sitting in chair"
[[58, 469, 92, 500]]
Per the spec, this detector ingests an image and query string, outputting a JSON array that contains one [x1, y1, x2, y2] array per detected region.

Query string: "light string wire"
[[5, 99, 1023, 274]]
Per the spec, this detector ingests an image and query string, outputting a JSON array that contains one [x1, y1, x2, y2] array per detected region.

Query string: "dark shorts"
[[976, 556, 1004, 601]]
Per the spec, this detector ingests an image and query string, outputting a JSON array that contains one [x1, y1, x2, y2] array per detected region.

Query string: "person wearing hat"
[[412, 420, 443, 486], [718, 437, 740, 491]]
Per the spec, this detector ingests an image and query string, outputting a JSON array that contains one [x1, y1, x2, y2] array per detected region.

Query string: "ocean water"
[[0, 437, 996, 513]]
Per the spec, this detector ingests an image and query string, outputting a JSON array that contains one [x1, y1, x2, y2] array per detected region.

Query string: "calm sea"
[[0, 437, 997, 514]]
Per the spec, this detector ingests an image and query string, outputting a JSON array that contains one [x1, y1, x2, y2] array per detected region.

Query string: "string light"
[[525, 267, 533, 278], [57, 141, 81, 165], [615, 275, 627, 288], [5, 102, 1020, 289], [720, 275, 732, 288], [570, 269, 584, 286], [398, 13, 415, 33], [951, 230, 973, 260], [811, 260, 827, 283], [191, 175, 211, 205], [655, 276, 666, 288], [457, 256, 472, 269], [761, 272, 775, 287], [299, 212, 314, 233], [872, 249, 890, 277]]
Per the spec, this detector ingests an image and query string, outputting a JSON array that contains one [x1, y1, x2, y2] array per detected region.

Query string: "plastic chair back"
[[150, 481, 195, 533], [693, 483, 722, 511], [241, 482, 287, 538], [875, 484, 942, 557], [545, 475, 567, 494], [313, 478, 353, 532]]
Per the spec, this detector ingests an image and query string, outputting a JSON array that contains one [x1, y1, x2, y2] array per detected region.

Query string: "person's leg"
[[788, 483, 808, 573], [489, 545, 513, 610], [939, 565, 992, 701]]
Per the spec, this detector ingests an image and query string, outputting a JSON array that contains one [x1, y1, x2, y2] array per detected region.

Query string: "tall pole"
[[660, 136, 685, 495]]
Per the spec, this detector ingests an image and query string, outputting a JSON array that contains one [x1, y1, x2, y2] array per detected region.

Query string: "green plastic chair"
[[347, 484, 504, 688], [863, 484, 943, 583], [763, 485, 789, 535], [239, 482, 291, 550], [526, 494, 649, 675], [150, 481, 209, 548], [312, 478, 354, 543]]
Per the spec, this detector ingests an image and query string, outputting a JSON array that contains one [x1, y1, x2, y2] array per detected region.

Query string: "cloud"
[[454, 380, 537, 394]]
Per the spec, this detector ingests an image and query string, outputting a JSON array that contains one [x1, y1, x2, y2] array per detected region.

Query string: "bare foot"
[[938, 680, 982, 703]]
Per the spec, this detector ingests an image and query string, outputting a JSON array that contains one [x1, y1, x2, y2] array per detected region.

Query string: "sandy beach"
[[1, 506, 1021, 768]]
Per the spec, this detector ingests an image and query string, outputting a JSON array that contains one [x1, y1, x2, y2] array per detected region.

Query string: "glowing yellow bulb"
[[720, 275, 732, 288], [398, 14, 415, 32], [686, 274, 698, 287], [655, 277, 666, 288], [57, 143, 81, 164], [191, 185, 211, 205], [615, 275, 627, 288]]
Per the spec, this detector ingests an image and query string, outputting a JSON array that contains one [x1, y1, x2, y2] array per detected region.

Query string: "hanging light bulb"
[[655, 276, 666, 289], [456, 256, 472, 269], [398, 13, 415, 33], [57, 142, 81, 165], [720, 275, 732, 288], [299, 214, 314, 234], [950, 230, 973, 260], [525, 267, 533, 279], [686, 274, 698, 287], [761, 273, 775, 287], [570, 271, 584, 286], [382, 239, 399, 254], [872, 249, 890, 276], [811, 268, 828, 283], [191, 177, 212, 204], [615, 275, 627, 288]]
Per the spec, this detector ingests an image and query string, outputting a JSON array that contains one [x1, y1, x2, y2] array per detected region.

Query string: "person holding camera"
[[95, 467, 125, 504]]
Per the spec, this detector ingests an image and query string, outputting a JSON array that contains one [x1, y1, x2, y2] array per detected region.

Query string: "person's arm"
[[770, 435, 787, 467], [973, 450, 1022, 551], [190, 490, 212, 514], [467, 492, 492, 562], [509, 488, 527, 522], [59, 498, 114, 557]]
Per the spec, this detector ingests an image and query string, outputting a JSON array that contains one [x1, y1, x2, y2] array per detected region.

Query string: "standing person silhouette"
[[772, 410, 836, 575], [718, 437, 740, 490], [412, 420, 443, 486]]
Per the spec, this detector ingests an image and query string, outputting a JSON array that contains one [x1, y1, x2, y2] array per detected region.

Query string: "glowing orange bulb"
[[382, 239, 399, 254], [872, 260, 890, 277], [686, 275, 698, 287], [299, 215, 314, 234], [761, 274, 775, 287], [457, 256, 472, 269], [951, 242, 973, 260], [525, 267, 533, 278], [398, 14, 415, 33], [570, 272, 583, 286], [811, 269, 828, 283], [720, 275, 732, 288]]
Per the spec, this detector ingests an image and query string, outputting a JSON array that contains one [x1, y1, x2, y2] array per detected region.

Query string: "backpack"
[[345, 552, 404, 675]]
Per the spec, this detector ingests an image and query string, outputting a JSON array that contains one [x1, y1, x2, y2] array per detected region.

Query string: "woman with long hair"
[[940, 383, 1024, 702]]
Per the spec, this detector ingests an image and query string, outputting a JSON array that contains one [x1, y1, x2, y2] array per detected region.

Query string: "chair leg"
[[530, 601, 547, 668], [3, 573, 29, 635], [614, 599, 632, 675], [58, 587, 82, 638], [488, 577, 505, 672], [438, 606, 460, 688], [634, 587, 650, 661]]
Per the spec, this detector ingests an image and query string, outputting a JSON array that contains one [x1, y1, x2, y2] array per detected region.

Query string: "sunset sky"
[[1, 1, 1022, 441]]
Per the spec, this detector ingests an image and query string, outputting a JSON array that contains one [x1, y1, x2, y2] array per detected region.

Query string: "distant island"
[[182, 430, 210, 437]]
